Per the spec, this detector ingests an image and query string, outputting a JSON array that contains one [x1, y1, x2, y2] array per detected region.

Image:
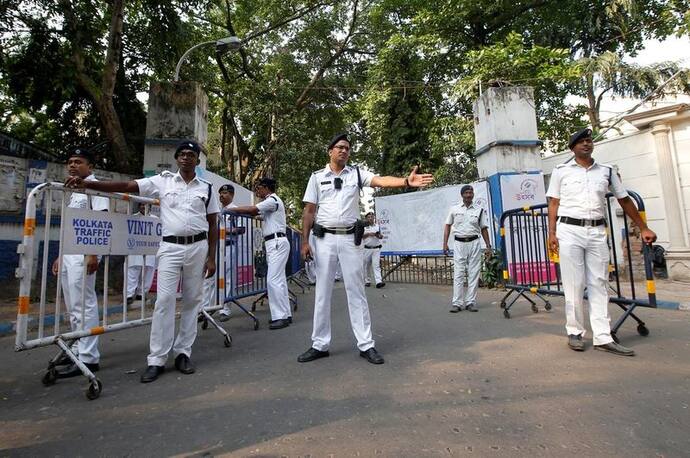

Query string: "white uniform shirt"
[[135, 171, 219, 237], [445, 203, 488, 237], [364, 223, 383, 248], [546, 160, 628, 220], [69, 174, 109, 211], [303, 164, 375, 227], [256, 193, 287, 236]]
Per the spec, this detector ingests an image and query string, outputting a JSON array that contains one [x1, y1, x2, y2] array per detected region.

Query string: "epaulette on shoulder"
[[598, 163, 613, 169], [555, 163, 567, 169], [197, 177, 212, 185], [160, 170, 174, 176]]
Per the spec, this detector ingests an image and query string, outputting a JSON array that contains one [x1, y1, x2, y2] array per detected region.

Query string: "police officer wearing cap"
[[229, 177, 292, 329], [65, 140, 219, 382], [362, 212, 385, 288], [443, 184, 492, 313], [52, 148, 109, 378], [201, 184, 241, 321], [547, 128, 656, 356], [299, 132, 433, 364]]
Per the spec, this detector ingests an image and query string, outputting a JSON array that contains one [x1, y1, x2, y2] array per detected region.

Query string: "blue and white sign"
[[62, 207, 162, 255]]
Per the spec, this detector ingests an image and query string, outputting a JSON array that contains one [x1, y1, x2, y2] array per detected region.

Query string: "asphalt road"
[[1, 282, 689, 457]]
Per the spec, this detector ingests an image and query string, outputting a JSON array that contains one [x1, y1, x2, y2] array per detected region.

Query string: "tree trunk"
[[585, 74, 601, 131]]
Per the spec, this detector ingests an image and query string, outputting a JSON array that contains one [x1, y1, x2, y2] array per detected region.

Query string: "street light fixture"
[[173, 36, 242, 82]]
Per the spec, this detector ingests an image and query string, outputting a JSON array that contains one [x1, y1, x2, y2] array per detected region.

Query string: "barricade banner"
[[376, 181, 493, 254], [62, 207, 162, 255], [499, 173, 546, 212]]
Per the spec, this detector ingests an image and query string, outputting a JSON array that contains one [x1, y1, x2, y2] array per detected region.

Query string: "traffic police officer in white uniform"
[[443, 185, 492, 313], [362, 212, 385, 288], [229, 178, 292, 329], [547, 128, 656, 356], [125, 202, 157, 307], [66, 140, 219, 382], [52, 148, 109, 378], [299, 132, 433, 364]]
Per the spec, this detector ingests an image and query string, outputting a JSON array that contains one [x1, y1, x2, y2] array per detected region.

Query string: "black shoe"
[[269, 318, 290, 330], [360, 347, 385, 364], [594, 341, 635, 356], [126, 296, 134, 306], [174, 354, 196, 374], [287, 316, 293, 324], [449, 305, 462, 313], [140, 365, 165, 383], [135, 294, 143, 300], [334, 278, 341, 282], [56, 362, 100, 379], [375, 282, 386, 288], [297, 347, 329, 363], [365, 282, 371, 287], [568, 334, 585, 351], [465, 304, 478, 312]]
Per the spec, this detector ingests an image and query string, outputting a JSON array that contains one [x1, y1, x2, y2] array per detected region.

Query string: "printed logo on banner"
[[515, 178, 538, 201], [127, 238, 137, 250]]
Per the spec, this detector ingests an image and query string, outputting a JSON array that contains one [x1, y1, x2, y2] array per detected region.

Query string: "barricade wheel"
[[611, 332, 619, 344], [253, 321, 260, 331], [499, 302, 506, 309], [503, 310, 510, 319], [544, 302, 552, 311], [531, 304, 539, 313], [86, 379, 102, 400], [637, 325, 649, 336], [224, 335, 232, 347], [42, 368, 57, 386]]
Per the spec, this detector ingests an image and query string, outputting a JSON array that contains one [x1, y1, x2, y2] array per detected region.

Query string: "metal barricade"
[[15, 182, 161, 400], [200, 213, 265, 333], [498, 190, 657, 343], [380, 253, 454, 285]]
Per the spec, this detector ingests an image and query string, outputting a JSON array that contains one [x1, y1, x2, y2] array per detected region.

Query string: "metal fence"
[[498, 190, 657, 343], [380, 254, 454, 285]]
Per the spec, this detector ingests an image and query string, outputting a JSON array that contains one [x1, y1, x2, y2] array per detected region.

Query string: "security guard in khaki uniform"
[[52, 148, 109, 378], [65, 140, 219, 381], [443, 185, 492, 312], [547, 128, 656, 356], [228, 178, 292, 329], [299, 132, 433, 364]]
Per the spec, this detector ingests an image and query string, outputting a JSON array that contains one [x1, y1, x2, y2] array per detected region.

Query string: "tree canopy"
[[1, 0, 688, 217]]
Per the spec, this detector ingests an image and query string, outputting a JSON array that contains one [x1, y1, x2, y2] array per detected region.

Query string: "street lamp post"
[[173, 36, 242, 82]]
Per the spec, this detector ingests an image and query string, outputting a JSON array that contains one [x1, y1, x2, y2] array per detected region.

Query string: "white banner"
[[499, 173, 546, 211], [62, 208, 162, 255], [375, 182, 493, 254]]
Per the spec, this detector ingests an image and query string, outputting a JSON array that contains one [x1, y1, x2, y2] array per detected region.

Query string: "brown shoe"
[[568, 334, 585, 351], [594, 341, 635, 356]]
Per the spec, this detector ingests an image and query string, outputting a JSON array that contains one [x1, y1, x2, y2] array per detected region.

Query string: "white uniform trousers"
[[126, 265, 155, 299], [60, 255, 100, 364], [311, 233, 375, 352], [557, 222, 613, 345], [148, 240, 207, 366], [451, 238, 482, 308], [265, 237, 291, 320], [363, 247, 383, 284], [201, 244, 237, 311]]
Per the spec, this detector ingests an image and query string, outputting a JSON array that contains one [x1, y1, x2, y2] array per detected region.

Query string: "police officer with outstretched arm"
[[228, 177, 293, 329], [547, 128, 656, 356], [298, 132, 433, 364], [65, 140, 219, 382]]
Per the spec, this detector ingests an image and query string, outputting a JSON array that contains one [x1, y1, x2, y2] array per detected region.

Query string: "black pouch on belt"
[[354, 219, 366, 246], [312, 223, 325, 238]]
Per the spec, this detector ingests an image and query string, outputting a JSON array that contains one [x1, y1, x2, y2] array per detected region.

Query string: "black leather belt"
[[364, 245, 382, 249], [323, 226, 356, 235], [163, 232, 207, 245], [558, 216, 606, 227], [264, 232, 286, 241], [454, 235, 479, 242]]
